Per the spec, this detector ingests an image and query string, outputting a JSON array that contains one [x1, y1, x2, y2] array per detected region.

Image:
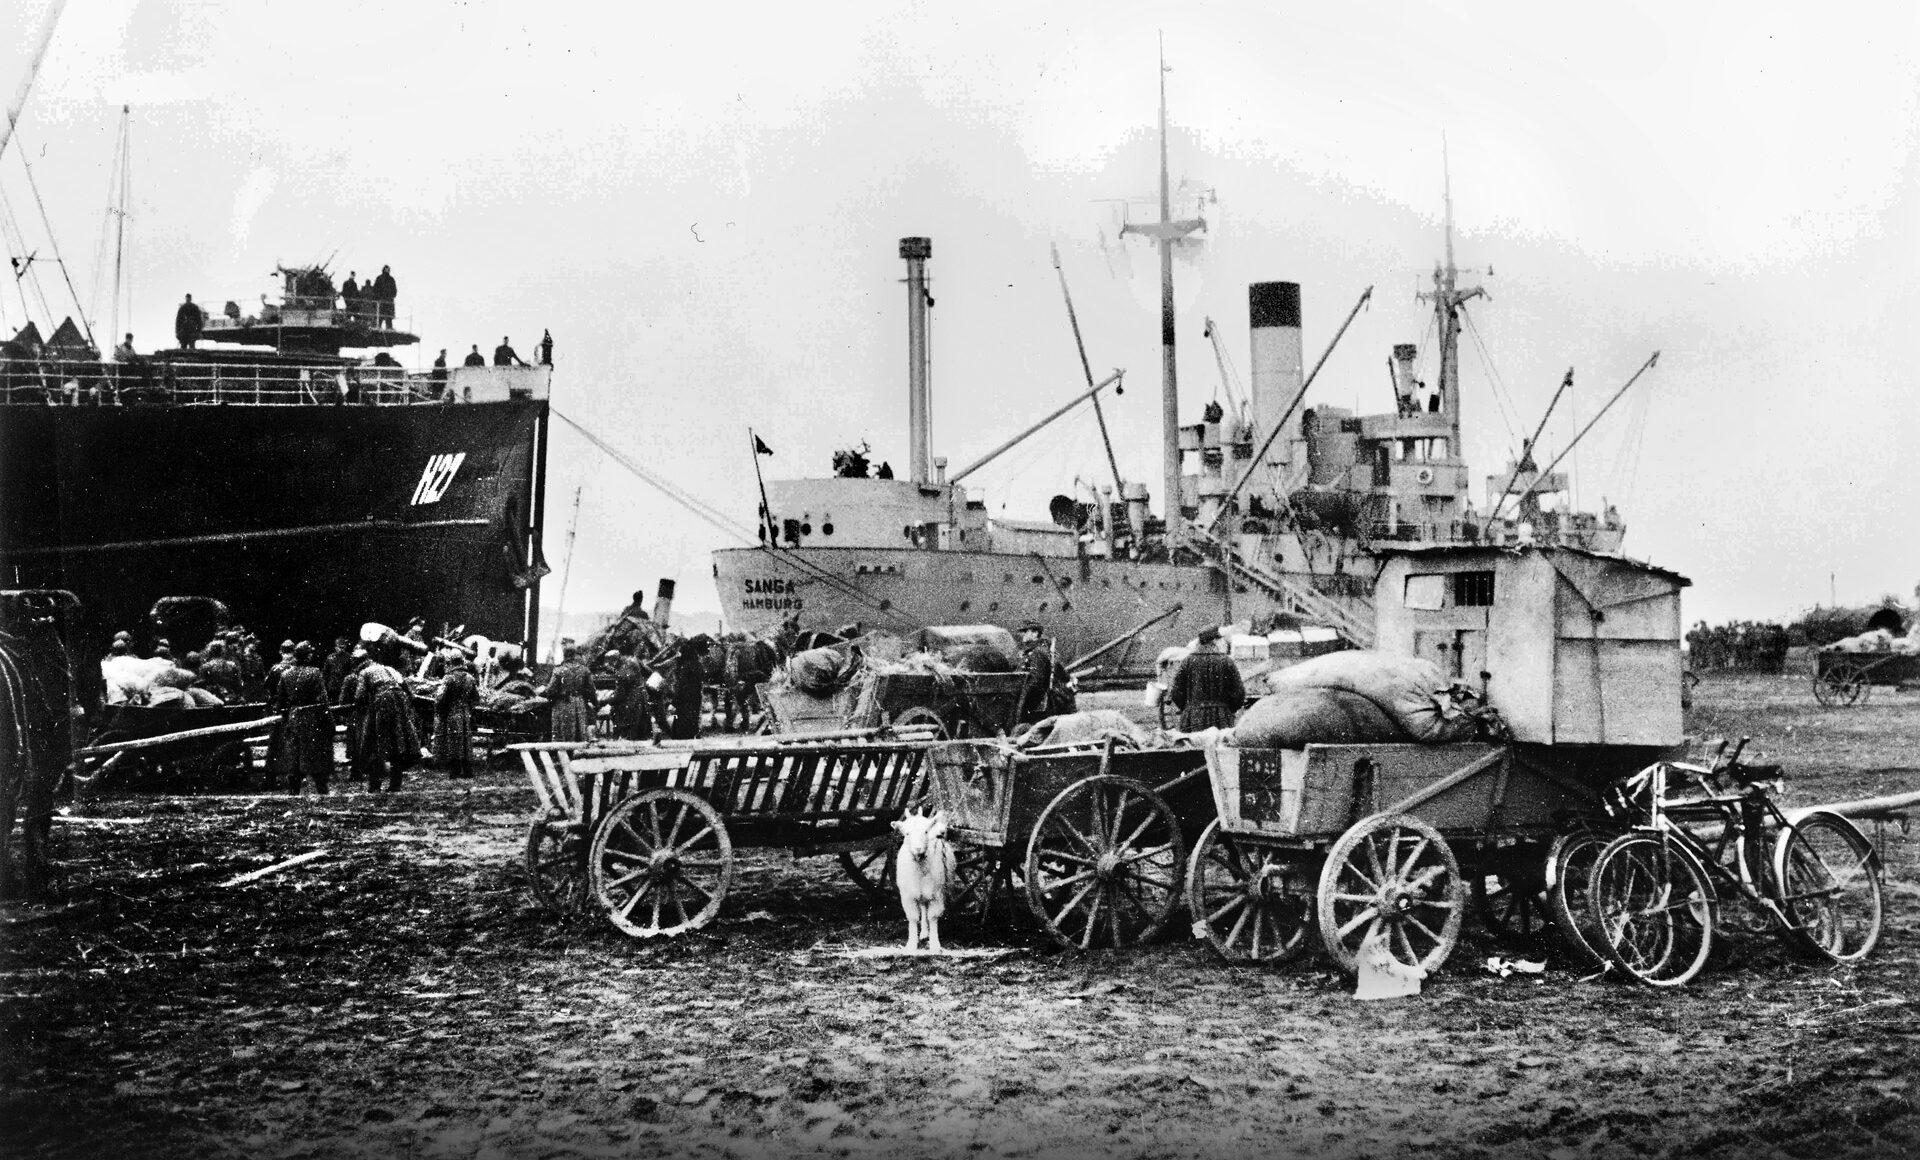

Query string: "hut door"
[[1415, 629, 1488, 689]]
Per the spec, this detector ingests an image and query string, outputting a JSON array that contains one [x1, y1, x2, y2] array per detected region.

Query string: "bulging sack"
[[1231, 688, 1406, 749], [786, 647, 849, 695], [1263, 651, 1473, 743]]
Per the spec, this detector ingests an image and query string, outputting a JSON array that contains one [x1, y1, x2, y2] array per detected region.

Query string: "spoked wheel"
[[837, 840, 899, 902], [1318, 813, 1465, 975], [1471, 843, 1552, 947], [1772, 810, 1883, 963], [1544, 829, 1612, 971], [1812, 667, 1865, 707], [525, 817, 590, 916], [1185, 819, 1316, 965], [1024, 775, 1184, 949], [945, 842, 1014, 926], [1587, 833, 1716, 987], [589, 789, 734, 938], [886, 706, 950, 740]]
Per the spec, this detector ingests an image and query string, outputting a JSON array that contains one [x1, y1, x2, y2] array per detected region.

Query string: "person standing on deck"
[[372, 265, 398, 328], [174, 294, 203, 350], [669, 636, 711, 740], [272, 643, 334, 795], [340, 272, 360, 319], [541, 645, 595, 743], [538, 329, 553, 366], [430, 349, 449, 398], [493, 337, 528, 367], [1168, 626, 1245, 732], [463, 345, 486, 367], [433, 655, 479, 780]]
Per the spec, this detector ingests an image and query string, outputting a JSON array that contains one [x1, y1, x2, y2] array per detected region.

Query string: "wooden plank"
[[220, 849, 328, 887], [75, 715, 283, 757]]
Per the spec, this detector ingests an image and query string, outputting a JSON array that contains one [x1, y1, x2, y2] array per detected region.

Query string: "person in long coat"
[[668, 636, 711, 740], [350, 649, 422, 792], [433, 655, 479, 779], [608, 649, 654, 741], [1168, 626, 1246, 732], [271, 642, 334, 794], [541, 646, 595, 743]]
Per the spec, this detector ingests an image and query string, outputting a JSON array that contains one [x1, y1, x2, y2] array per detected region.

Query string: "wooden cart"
[[762, 669, 1027, 739], [78, 702, 276, 790], [1186, 739, 1658, 974], [1812, 649, 1920, 706], [925, 737, 1218, 949], [513, 733, 933, 937]]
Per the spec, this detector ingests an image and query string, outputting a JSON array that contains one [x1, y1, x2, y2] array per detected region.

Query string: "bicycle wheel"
[[1543, 829, 1609, 971], [1772, 810, 1883, 963], [1472, 843, 1551, 947], [1587, 833, 1716, 987]]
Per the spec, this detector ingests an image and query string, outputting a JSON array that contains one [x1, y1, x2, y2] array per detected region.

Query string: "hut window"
[[1403, 574, 1445, 610], [1452, 571, 1495, 607]]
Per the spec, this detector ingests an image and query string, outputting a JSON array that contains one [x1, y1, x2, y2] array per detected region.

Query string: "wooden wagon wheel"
[[946, 842, 1017, 926], [886, 705, 950, 740], [1471, 842, 1553, 947], [525, 817, 590, 916], [1316, 813, 1466, 975], [837, 840, 899, 901], [1812, 665, 1864, 707], [1023, 774, 1184, 950], [588, 788, 734, 938], [1543, 829, 1611, 971], [1184, 818, 1315, 965]]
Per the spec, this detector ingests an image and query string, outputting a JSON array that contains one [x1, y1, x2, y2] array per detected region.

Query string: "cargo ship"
[[0, 265, 550, 655], [713, 65, 1630, 681]]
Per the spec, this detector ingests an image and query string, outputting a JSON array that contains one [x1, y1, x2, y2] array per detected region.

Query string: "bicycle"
[[1584, 738, 1884, 986]]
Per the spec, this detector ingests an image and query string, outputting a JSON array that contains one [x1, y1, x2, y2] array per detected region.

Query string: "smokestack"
[[652, 578, 676, 629], [1392, 343, 1419, 408], [901, 237, 933, 484], [1248, 282, 1303, 480]]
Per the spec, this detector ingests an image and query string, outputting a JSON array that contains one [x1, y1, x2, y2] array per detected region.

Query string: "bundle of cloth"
[[1232, 651, 1482, 749], [100, 654, 222, 708], [1826, 627, 1920, 655], [1014, 709, 1160, 750]]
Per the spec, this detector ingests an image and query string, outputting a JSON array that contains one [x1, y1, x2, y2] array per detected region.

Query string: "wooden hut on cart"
[[1374, 545, 1690, 747]]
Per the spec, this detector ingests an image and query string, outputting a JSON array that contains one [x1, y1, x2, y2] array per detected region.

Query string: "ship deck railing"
[[0, 361, 550, 407]]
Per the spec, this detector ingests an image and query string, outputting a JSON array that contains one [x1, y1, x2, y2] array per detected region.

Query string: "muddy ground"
[[4, 672, 1917, 1159]]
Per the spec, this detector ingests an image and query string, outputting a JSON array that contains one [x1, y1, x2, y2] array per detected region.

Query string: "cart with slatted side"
[[1812, 649, 1920, 706], [513, 734, 933, 936], [924, 737, 1218, 949]]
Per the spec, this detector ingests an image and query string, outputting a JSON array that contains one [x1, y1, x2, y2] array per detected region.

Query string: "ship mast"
[[1416, 138, 1483, 450], [0, 0, 64, 167], [1121, 34, 1204, 541]]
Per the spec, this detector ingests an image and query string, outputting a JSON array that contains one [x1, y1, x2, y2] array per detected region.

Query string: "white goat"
[[891, 809, 954, 954]]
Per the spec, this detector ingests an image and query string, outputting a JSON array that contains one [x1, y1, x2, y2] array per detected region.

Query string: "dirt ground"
[[4, 672, 1917, 1160]]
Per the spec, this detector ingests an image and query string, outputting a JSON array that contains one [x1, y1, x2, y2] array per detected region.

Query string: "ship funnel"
[[901, 237, 933, 484], [652, 578, 676, 629], [1392, 343, 1419, 410], [1248, 282, 1303, 486]]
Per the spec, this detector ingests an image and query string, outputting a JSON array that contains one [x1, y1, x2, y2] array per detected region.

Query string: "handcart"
[[513, 730, 934, 937], [925, 736, 1217, 949], [1812, 649, 1920, 706], [1188, 739, 1654, 973], [76, 702, 278, 791]]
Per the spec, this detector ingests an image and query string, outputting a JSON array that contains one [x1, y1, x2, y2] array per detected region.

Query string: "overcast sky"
[[5, 0, 1916, 626]]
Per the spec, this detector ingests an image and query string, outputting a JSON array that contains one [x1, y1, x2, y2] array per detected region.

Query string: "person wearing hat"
[[198, 640, 243, 704], [152, 639, 173, 661], [322, 637, 355, 703], [1016, 621, 1055, 724], [1168, 626, 1245, 732], [608, 647, 655, 741], [540, 644, 596, 743], [664, 635, 712, 740], [432, 654, 479, 779], [346, 643, 422, 793], [270, 642, 334, 795], [264, 639, 296, 701]]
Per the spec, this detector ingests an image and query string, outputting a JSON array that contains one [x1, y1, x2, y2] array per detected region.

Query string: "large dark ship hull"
[[1, 399, 547, 650]]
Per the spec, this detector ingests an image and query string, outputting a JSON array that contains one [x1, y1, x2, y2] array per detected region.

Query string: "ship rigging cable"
[[1458, 304, 1522, 449], [548, 409, 918, 630]]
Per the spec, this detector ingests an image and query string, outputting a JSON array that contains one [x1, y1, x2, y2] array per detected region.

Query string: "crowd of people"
[[1684, 620, 1791, 673]]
